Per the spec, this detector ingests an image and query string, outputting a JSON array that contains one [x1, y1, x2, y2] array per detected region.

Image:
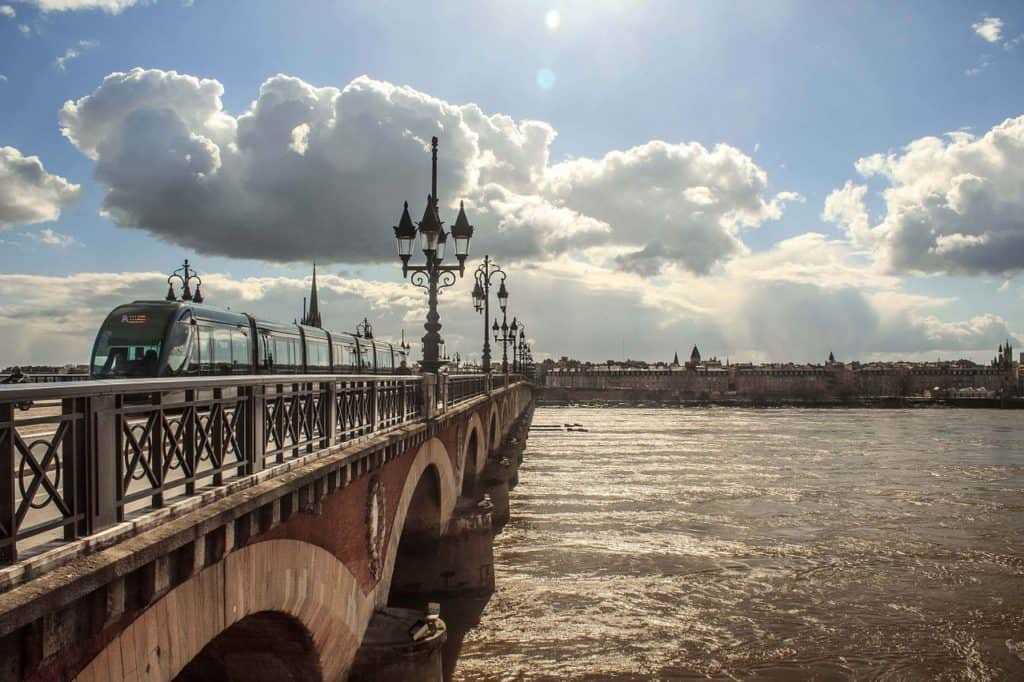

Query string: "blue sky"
[[1, 0, 1022, 365]]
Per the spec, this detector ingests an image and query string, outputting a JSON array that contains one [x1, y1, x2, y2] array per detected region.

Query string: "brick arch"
[[458, 413, 486, 496], [74, 540, 371, 682], [487, 404, 501, 452], [375, 436, 456, 608]]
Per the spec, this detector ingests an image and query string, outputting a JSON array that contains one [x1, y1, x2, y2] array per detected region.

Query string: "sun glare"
[[545, 9, 561, 31]]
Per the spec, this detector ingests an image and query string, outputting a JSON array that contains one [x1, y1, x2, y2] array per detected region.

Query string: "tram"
[[89, 301, 408, 378]]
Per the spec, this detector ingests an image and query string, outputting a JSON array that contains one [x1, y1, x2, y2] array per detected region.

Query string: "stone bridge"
[[0, 373, 535, 681]]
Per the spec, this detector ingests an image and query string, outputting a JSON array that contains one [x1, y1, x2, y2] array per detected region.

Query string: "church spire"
[[302, 263, 322, 328]]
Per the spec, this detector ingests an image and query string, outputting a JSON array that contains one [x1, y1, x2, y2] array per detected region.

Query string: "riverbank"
[[537, 391, 1024, 409]]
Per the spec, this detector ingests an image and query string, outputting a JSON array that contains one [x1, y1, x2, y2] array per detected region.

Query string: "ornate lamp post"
[[356, 317, 373, 339], [166, 259, 204, 303], [471, 255, 508, 373], [492, 315, 517, 374], [513, 321, 526, 373], [393, 137, 474, 374]]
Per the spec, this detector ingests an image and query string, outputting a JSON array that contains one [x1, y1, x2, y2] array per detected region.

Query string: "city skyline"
[[2, 0, 1024, 366]]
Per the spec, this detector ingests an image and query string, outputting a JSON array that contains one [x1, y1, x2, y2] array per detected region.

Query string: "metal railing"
[[0, 372, 514, 565], [446, 374, 487, 406]]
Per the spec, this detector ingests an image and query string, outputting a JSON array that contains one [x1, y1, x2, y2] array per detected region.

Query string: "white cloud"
[[56, 39, 98, 71], [19, 0, 147, 13], [35, 227, 77, 246], [0, 75, 7, 82], [0, 146, 81, 228], [965, 59, 991, 77], [824, 115, 1024, 275], [18, 23, 29, 35], [60, 70, 792, 274], [0, 5, 15, 18], [0, 246, 1015, 366], [972, 16, 1003, 43]]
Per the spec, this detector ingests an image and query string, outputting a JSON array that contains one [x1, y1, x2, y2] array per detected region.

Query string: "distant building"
[[543, 341, 1019, 400]]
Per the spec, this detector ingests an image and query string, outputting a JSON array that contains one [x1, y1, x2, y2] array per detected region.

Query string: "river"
[[449, 407, 1024, 680]]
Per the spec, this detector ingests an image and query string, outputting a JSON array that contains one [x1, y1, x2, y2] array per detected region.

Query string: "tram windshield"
[[91, 307, 178, 378]]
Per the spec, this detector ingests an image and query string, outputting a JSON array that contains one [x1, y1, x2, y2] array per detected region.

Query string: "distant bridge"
[[0, 372, 535, 680]]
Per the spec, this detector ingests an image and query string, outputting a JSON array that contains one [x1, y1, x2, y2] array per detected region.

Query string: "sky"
[[1, 0, 1023, 367]]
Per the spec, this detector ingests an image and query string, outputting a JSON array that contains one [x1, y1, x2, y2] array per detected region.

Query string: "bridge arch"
[[459, 414, 486, 498], [75, 540, 371, 682], [376, 437, 456, 608], [176, 611, 320, 682], [487, 404, 501, 452]]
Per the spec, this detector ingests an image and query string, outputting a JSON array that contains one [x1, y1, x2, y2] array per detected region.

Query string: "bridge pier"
[[439, 498, 495, 597], [350, 607, 446, 682]]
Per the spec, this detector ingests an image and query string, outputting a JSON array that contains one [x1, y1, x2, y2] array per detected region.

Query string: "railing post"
[[62, 397, 86, 541], [0, 402, 15, 564], [323, 381, 336, 448], [150, 392, 164, 508], [423, 374, 437, 420], [291, 383, 301, 459], [370, 378, 379, 431], [90, 394, 119, 529], [184, 388, 197, 495], [212, 387, 224, 485], [401, 378, 409, 424], [245, 384, 265, 474]]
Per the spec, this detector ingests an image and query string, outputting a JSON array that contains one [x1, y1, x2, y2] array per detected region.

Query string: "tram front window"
[[91, 308, 175, 378]]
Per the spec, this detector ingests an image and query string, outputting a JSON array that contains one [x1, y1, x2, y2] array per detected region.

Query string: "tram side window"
[[213, 328, 233, 371], [376, 349, 392, 372], [307, 339, 329, 370], [196, 326, 215, 373], [231, 329, 251, 371], [332, 343, 358, 371], [273, 336, 300, 371], [259, 333, 273, 370]]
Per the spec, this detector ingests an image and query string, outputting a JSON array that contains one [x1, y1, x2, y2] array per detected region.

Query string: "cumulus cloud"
[[60, 70, 789, 273], [543, 141, 786, 273], [823, 116, 1024, 275], [0, 5, 15, 18], [0, 146, 81, 228], [0, 247, 1016, 366], [972, 16, 1003, 43]]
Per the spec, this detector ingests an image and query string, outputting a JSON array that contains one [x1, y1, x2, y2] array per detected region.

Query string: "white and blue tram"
[[89, 301, 408, 378]]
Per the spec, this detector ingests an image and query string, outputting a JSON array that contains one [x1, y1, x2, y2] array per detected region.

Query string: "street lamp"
[[493, 315, 517, 373], [166, 259, 204, 304], [356, 317, 373, 339], [471, 255, 508, 373], [513, 320, 526, 373], [392, 136, 474, 374]]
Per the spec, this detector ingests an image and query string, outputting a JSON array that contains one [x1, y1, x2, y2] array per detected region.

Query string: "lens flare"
[[536, 68, 556, 90]]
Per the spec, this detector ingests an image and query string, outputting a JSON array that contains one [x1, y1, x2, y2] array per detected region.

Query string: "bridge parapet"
[[0, 373, 522, 570]]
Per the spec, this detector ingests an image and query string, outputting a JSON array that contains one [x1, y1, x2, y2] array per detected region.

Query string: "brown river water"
[[447, 407, 1024, 681]]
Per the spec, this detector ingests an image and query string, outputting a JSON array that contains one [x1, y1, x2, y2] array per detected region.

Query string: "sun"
[[545, 9, 561, 31]]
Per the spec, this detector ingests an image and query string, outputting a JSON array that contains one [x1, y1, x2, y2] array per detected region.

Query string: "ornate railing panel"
[[0, 372, 511, 565], [447, 374, 487, 406]]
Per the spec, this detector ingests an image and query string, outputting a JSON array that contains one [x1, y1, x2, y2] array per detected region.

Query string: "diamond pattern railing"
[[0, 372, 525, 565]]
